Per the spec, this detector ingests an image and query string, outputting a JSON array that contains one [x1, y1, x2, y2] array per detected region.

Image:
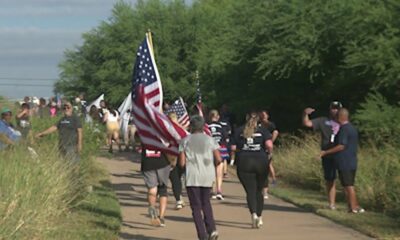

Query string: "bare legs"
[[216, 163, 223, 194], [326, 181, 336, 208]]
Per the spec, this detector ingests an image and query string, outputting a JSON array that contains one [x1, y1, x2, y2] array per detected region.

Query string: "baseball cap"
[[329, 101, 343, 109], [0, 107, 11, 115]]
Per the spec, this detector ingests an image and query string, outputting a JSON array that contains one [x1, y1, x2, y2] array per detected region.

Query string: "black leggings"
[[169, 165, 185, 201], [237, 153, 269, 217]]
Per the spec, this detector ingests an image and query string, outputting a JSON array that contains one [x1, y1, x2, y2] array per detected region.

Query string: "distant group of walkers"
[[0, 94, 138, 162], [0, 96, 85, 163]]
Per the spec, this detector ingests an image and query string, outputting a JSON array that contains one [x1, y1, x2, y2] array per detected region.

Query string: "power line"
[[0, 77, 58, 81], [0, 83, 54, 87]]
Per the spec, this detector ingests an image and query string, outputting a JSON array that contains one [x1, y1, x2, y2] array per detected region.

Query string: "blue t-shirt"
[[0, 120, 21, 149], [334, 123, 358, 170]]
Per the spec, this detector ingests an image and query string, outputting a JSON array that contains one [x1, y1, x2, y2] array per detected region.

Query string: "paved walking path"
[[98, 151, 373, 240]]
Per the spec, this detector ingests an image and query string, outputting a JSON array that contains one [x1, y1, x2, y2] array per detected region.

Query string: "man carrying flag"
[[131, 32, 187, 227]]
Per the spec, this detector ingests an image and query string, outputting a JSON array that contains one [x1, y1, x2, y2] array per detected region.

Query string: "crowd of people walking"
[[0, 95, 364, 240]]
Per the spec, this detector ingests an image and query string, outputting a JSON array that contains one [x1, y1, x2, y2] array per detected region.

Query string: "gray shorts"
[[143, 165, 171, 189]]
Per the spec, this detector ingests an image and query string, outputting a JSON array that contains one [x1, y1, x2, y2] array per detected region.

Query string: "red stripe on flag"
[[132, 85, 188, 156]]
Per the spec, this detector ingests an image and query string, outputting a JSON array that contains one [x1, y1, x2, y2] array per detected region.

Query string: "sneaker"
[[176, 200, 184, 210], [350, 207, 365, 214], [209, 231, 219, 240], [216, 193, 224, 200], [251, 213, 258, 228], [211, 193, 217, 199], [256, 216, 263, 228], [159, 218, 166, 227], [264, 194, 269, 200], [148, 206, 161, 226], [329, 204, 336, 210]]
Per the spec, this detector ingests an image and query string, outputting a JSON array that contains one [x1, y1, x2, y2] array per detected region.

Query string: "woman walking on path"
[[231, 112, 273, 228], [259, 110, 279, 199], [179, 115, 221, 240], [208, 110, 229, 200], [167, 112, 186, 210], [103, 107, 121, 153]]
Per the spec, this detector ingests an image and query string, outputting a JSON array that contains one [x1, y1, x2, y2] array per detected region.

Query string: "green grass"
[[46, 176, 121, 239], [0, 112, 121, 239], [271, 184, 400, 239], [272, 133, 400, 239]]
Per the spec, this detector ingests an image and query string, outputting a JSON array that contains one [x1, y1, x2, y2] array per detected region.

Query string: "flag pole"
[[195, 70, 201, 103], [147, 29, 154, 53]]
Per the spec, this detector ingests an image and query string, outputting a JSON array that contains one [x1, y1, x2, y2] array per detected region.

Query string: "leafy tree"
[[56, 0, 400, 130]]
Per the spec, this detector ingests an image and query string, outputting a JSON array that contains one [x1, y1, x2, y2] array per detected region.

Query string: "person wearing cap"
[[302, 101, 342, 210], [0, 107, 21, 150], [36, 102, 82, 162]]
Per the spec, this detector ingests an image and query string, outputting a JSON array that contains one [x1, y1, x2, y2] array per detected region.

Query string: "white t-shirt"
[[107, 111, 119, 123], [179, 133, 219, 187]]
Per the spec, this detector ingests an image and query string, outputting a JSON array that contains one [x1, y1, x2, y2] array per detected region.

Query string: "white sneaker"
[[351, 207, 365, 213], [209, 231, 219, 240], [256, 216, 263, 228], [176, 200, 184, 210], [251, 213, 258, 228], [216, 193, 224, 200], [264, 194, 269, 200]]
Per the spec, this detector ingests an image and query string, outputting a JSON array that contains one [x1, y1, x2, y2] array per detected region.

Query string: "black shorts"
[[338, 170, 356, 187], [322, 156, 336, 181]]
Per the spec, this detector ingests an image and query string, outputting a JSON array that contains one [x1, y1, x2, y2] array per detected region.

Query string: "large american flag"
[[167, 97, 190, 129], [131, 34, 187, 155]]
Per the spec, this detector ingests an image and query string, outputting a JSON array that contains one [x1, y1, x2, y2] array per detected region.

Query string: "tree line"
[[56, 0, 400, 131]]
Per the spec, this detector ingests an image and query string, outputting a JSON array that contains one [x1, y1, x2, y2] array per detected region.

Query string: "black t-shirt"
[[220, 120, 232, 145], [259, 121, 277, 134], [56, 114, 82, 150], [208, 121, 228, 145], [140, 149, 169, 172], [311, 117, 340, 150], [334, 123, 358, 170], [233, 126, 272, 153]]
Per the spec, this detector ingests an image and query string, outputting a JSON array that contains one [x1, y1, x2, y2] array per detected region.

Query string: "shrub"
[[353, 92, 400, 145]]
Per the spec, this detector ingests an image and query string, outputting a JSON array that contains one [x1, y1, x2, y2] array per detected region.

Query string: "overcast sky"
[[0, 0, 137, 100]]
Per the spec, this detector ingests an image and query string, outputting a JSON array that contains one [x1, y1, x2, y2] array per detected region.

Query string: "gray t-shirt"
[[56, 114, 82, 152], [311, 117, 340, 150], [179, 133, 219, 187]]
